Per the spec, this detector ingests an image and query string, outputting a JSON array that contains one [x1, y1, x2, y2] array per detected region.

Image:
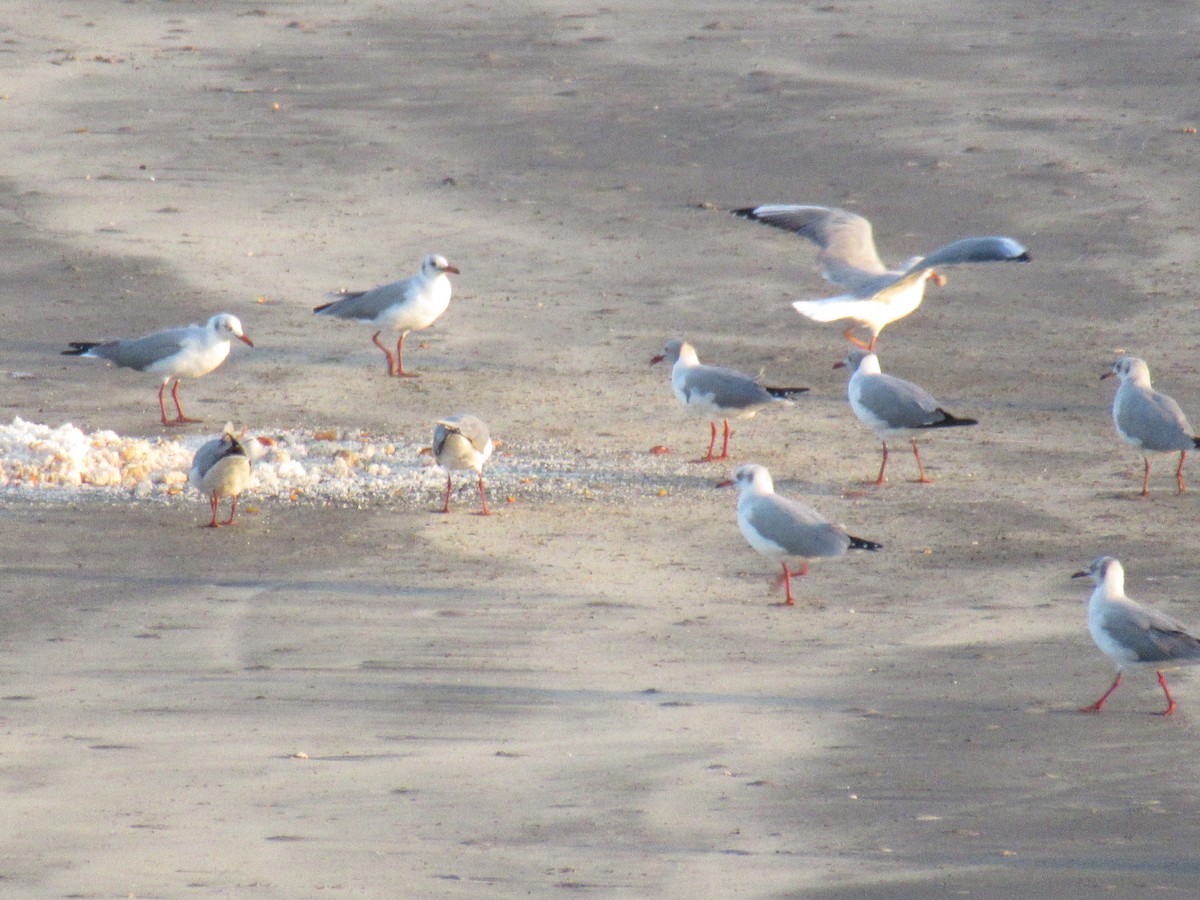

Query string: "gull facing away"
[[650, 339, 809, 463], [433, 413, 494, 515], [720, 463, 881, 605], [189, 427, 274, 528], [732, 204, 1030, 350], [1102, 356, 1200, 496], [834, 349, 977, 484], [1072, 556, 1200, 715], [62, 313, 253, 426], [314, 254, 459, 377]]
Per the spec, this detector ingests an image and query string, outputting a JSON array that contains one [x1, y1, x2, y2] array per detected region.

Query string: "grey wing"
[[93, 326, 192, 370], [857, 373, 943, 428], [684, 365, 775, 410], [189, 436, 226, 482], [735, 204, 889, 289], [432, 422, 450, 457], [436, 414, 491, 453], [907, 236, 1030, 271], [1119, 388, 1195, 451], [1104, 604, 1200, 665], [748, 495, 851, 558], [315, 278, 413, 319]]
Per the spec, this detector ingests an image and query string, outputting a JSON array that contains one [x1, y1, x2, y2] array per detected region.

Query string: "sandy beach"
[[4, 1, 1200, 896]]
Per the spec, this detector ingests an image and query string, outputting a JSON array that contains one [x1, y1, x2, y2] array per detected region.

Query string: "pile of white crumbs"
[[0, 417, 677, 508]]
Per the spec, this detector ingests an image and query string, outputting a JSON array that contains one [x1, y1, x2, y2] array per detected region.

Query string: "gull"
[[732, 204, 1030, 350], [1102, 356, 1200, 496], [188, 427, 274, 528], [433, 413, 494, 515], [650, 338, 809, 462], [721, 463, 881, 605], [1072, 556, 1200, 715], [314, 253, 459, 377], [62, 313, 253, 426], [834, 349, 977, 484]]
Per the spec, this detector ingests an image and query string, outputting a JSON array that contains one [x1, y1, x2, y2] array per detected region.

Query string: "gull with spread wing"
[[733, 204, 1029, 350]]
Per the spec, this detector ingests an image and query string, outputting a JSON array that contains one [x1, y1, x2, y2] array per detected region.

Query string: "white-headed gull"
[[1102, 356, 1200, 496], [188, 427, 273, 527], [720, 463, 881, 605], [433, 413, 494, 515], [62, 313, 253, 426], [650, 338, 809, 462], [315, 253, 459, 377], [733, 204, 1030, 350], [834, 349, 977, 484], [1072, 556, 1200, 715]]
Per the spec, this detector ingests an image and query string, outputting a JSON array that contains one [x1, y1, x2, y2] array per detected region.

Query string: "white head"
[[207, 313, 253, 346], [1102, 356, 1151, 387], [650, 338, 698, 368], [1072, 556, 1125, 595], [420, 254, 460, 278], [731, 463, 775, 496], [833, 348, 880, 376]]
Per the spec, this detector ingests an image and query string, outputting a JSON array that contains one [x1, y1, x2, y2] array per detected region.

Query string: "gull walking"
[[314, 254, 459, 377], [433, 414, 494, 515], [62, 313, 253, 426], [835, 349, 976, 484], [1103, 356, 1200, 496], [1073, 556, 1200, 715], [733, 204, 1030, 350], [651, 339, 808, 462], [721, 463, 881, 605]]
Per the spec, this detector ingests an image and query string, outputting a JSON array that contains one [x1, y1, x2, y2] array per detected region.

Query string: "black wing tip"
[[1193, 436, 1200, 449], [848, 535, 883, 552], [764, 385, 811, 398], [313, 301, 334, 314], [1013, 250, 1032, 262], [731, 206, 762, 220], [924, 409, 979, 429], [61, 342, 97, 356]]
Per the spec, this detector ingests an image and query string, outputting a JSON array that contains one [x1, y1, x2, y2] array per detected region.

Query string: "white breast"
[[190, 454, 250, 499]]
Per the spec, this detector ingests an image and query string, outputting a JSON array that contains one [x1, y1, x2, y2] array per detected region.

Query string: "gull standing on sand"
[[834, 349, 977, 484], [1072, 556, 1200, 716], [721, 463, 881, 605], [188, 428, 268, 528], [732, 204, 1030, 350], [62, 313, 253, 426], [314, 254, 459, 377], [650, 339, 809, 463], [1103, 356, 1200, 496], [433, 413, 494, 515]]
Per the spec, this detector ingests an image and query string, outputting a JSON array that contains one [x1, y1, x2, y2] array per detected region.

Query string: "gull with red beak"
[[834, 348, 977, 484], [719, 463, 881, 606], [650, 338, 808, 463], [1073, 556, 1200, 716], [315, 253, 459, 377], [732, 204, 1030, 350], [1102, 355, 1200, 496], [62, 313, 254, 426]]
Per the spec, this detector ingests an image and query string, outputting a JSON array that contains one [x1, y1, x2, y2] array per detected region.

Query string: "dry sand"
[[3, 1, 1200, 896]]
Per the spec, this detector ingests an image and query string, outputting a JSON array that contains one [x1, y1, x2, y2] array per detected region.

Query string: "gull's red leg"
[[1080, 672, 1121, 713]]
